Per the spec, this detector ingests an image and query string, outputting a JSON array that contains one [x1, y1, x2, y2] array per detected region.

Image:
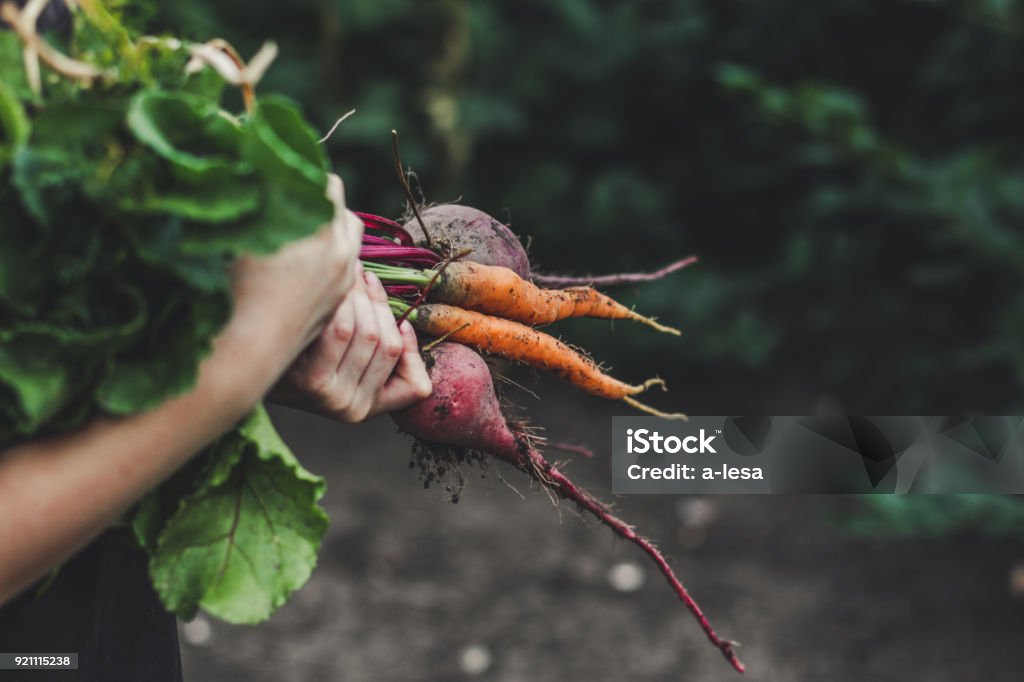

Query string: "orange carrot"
[[433, 261, 680, 335], [402, 302, 685, 419]]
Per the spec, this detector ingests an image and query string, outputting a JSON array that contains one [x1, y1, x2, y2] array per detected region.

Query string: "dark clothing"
[[0, 528, 183, 682]]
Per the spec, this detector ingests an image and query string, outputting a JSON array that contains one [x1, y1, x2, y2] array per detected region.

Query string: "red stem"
[[360, 244, 441, 266], [519, 444, 745, 673], [355, 211, 415, 245]]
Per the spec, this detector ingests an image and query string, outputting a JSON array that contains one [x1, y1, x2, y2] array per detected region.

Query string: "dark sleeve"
[[0, 528, 183, 682]]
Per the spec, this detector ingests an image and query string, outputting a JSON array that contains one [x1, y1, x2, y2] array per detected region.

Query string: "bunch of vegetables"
[[353, 200, 742, 671], [0, 1, 742, 673]]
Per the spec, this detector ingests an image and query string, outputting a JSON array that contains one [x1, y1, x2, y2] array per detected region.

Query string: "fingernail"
[[365, 271, 382, 289]]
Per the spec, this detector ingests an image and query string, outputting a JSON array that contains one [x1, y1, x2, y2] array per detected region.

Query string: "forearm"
[[0, 314, 296, 604]]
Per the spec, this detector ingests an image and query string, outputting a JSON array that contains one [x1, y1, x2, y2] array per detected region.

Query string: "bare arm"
[[0, 174, 370, 604], [0, 313, 288, 604]]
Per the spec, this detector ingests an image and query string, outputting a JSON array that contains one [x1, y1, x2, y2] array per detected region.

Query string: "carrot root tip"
[[638, 377, 667, 392], [632, 313, 682, 336], [623, 396, 688, 420]]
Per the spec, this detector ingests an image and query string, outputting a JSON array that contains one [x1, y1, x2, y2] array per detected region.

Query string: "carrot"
[[432, 261, 680, 335], [396, 301, 685, 419]]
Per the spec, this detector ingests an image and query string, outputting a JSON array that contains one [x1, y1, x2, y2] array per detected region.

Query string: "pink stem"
[[362, 234, 401, 246], [532, 256, 698, 288], [360, 244, 441, 266], [384, 284, 422, 298], [355, 211, 415, 245]]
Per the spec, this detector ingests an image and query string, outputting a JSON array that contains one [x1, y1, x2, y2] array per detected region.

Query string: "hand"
[[269, 267, 433, 423], [220, 174, 365, 398]]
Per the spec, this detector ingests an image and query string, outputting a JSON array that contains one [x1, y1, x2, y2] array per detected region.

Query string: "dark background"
[[146, 0, 1024, 416], [135, 1, 1024, 679]]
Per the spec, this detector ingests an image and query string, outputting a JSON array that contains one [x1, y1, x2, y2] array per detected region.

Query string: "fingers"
[[395, 321, 433, 400], [340, 209, 364, 250], [348, 272, 405, 416], [395, 319, 432, 393], [327, 173, 362, 248], [299, 295, 355, 394], [334, 276, 380, 405], [325, 174, 362, 298], [368, 320, 433, 416], [269, 249, 432, 423], [326, 173, 345, 205]]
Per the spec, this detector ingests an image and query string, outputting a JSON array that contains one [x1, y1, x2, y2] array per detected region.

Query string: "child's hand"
[[268, 267, 433, 423]]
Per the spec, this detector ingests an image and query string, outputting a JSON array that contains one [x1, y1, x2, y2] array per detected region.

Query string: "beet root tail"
[[520, 446, 744, 673], [532, 256, 699, 288]]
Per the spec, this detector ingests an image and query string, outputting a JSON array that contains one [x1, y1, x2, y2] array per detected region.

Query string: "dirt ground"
[[179, 389, 1024, 682]]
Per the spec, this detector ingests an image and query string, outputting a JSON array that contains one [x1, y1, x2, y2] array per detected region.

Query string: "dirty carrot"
[[433, 261, 680, 335], [365, 261, 679, 335], [392, 301, 685, 419]]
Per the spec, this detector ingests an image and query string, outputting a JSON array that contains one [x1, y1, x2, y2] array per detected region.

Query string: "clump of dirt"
[[410, 438, 490, 504]]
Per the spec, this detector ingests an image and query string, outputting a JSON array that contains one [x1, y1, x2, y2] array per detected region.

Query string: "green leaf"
[[96, 289, 230, 414], [0, 81, 29, 169], [12, 148, 87, 226], [181, 65, 228, 103], [0, 282, 147, 352], [132, 454, 213, 553], [0, 33, 32, 101], [131, 492, 166, 553], [247, 96, 328, 177], [0, 339, 73, 434], [135, 174, 262, 222], [186, 96, 335, 256], [29, 98, 124, 151], [0, 190, 46, 313], [131, 217, 232, 293], [126, 90, 261, 222], [128, 90, 244, 177], [149, 406, 328, 623]]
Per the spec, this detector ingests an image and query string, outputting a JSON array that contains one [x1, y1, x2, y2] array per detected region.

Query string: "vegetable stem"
[[362, 262, 433, 286]]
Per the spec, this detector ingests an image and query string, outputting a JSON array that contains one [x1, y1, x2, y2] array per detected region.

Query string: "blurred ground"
[[179, 387, 1024, 682]]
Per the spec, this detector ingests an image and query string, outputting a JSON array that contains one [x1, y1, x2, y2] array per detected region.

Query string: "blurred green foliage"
[[848, 494, 1024, 537], [139, 0, 1024, 414]]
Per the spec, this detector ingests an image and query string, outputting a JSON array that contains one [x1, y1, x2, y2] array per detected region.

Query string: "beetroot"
[[391, 342, 523, 464], [392, 341, 744, 673], [402, 205, 531, 279]]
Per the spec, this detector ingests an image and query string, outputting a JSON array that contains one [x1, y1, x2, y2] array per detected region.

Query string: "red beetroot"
[[392, 342, 744, 673], [402, 205, 531, 279], [392, 342, 522, 462]]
